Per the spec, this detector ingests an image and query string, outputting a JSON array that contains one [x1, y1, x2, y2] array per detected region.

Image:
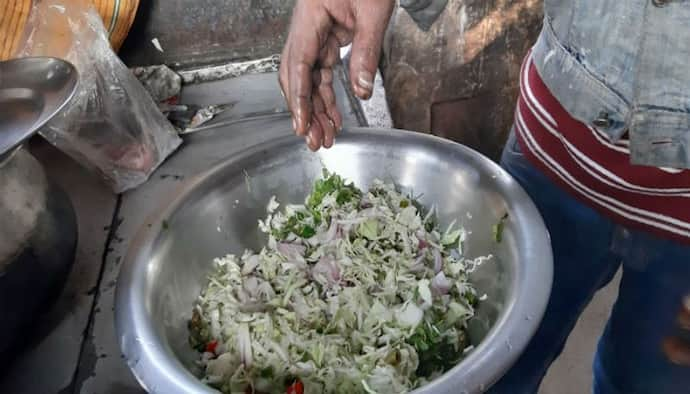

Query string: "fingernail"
[[357, 71, 374, 90], [306, 134, 312, 146], [292, 117, 297, 132]]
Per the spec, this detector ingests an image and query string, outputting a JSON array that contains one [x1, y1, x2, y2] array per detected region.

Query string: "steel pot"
[[116, 127, 553, 393], [0, 57, 79, 365]]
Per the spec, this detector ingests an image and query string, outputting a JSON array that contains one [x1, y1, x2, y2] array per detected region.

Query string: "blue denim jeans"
[[487, 131, 690, 394]]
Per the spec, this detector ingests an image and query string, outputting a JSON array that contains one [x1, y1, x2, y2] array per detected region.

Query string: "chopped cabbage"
[[189, 170, 491, 394]]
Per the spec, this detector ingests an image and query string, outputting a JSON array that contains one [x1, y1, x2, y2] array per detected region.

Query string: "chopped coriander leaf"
[[299, 225, 316, 238], [492, 212, 509, 243]]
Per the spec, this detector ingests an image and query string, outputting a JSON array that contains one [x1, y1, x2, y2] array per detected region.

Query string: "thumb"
[[349, 1, 394, 99]]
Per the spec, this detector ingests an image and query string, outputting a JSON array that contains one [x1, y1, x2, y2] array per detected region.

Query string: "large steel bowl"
[[116, 127, 552, 394]]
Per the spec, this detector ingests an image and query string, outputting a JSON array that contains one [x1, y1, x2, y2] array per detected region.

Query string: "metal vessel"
[[116, 127, 553, 393], [0, 57, 79, 365]]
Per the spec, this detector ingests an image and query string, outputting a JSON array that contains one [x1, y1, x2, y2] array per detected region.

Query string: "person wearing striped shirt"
[[278, 1, 690, 393]]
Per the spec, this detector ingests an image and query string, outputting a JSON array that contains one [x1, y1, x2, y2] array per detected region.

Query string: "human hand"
[[279, 0, 395, 151], [662, 295, 690, 366]]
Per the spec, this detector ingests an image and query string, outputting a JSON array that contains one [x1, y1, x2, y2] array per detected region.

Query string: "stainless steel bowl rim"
[[116, 127, 553, 394]]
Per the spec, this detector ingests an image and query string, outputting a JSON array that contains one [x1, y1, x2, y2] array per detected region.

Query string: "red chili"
[[205, 340, 218, 353], [286, 379, 304, 394], [164, 95, 180, 105]]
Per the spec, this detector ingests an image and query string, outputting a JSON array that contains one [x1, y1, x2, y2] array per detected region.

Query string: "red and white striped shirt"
[[515, 53, 690, 243]]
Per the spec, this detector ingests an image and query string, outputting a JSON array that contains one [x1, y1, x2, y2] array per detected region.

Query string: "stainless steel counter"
[[0, 67, 366, 394]]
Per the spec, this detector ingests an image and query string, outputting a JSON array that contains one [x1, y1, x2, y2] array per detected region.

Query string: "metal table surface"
[[0, 68, 367, 394]]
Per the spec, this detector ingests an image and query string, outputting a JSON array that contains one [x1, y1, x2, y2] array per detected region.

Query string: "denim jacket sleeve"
[[533, 0, 690, 168]]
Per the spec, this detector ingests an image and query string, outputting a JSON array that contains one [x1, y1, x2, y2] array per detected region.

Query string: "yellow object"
[[0, 0, 139, 60], [91, 0, 140, 51]]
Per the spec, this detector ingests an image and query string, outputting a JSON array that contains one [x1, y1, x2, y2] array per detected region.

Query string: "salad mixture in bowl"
[[189, 171, 492, 394]]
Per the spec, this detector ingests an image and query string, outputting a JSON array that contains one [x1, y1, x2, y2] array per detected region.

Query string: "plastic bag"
[[17, 0, 182, 193]]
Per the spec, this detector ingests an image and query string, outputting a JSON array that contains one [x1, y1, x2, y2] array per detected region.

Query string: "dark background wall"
[[119, 0, 295, 68]]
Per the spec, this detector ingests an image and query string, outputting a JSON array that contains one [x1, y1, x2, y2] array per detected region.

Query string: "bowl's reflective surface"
[[116, 128, 552, 394], [0, 57, 77, 157]]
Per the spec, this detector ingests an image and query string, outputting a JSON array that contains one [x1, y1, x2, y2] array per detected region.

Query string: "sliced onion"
[[337, 218, 367, 226], [276, 242, 306, 260], [318, 220, 339, 243], [312, 256, 341, 288], [431, 271, 452, 296], [418, 239, 429, 250], [415, 230, 428, 249], [396, 303, 423, 327], [409, 254, 426, 273], [205, 353, 238, 378], [243, 276, 260, 298], [236, 287, 250, 303], [433, 248, 443, 273], [257, 281, 275, 299], [360, 195, 373, 209], [359, 207, 378, 218], [237, 323, 253, 368], [241, 255, 261, 275], [282, 260, 308, 272]]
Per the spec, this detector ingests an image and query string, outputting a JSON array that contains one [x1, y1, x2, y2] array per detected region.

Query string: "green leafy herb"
[[299, 225, 316, 238], [307, 169, 361, 209], [407, 322, 463, 377], [492, 213, 509, 243]]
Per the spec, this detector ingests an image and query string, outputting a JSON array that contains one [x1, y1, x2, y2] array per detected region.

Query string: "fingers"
[[313, 92, 336, 149], [306, 115, 323, 151], [332, 24, 354, 47], [285, 1, 332, 135], [349, 1, 394, 99], [316, 68, 342, 132], [305, 87, 336, 151], [284, 37, 340, 147], [319, 35, 342, 68], [280, 0, 394, 149], [307, 66, 340, 151]]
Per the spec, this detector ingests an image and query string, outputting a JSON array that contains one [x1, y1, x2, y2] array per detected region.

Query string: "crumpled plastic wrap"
[[17, 0, 182, 193]]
